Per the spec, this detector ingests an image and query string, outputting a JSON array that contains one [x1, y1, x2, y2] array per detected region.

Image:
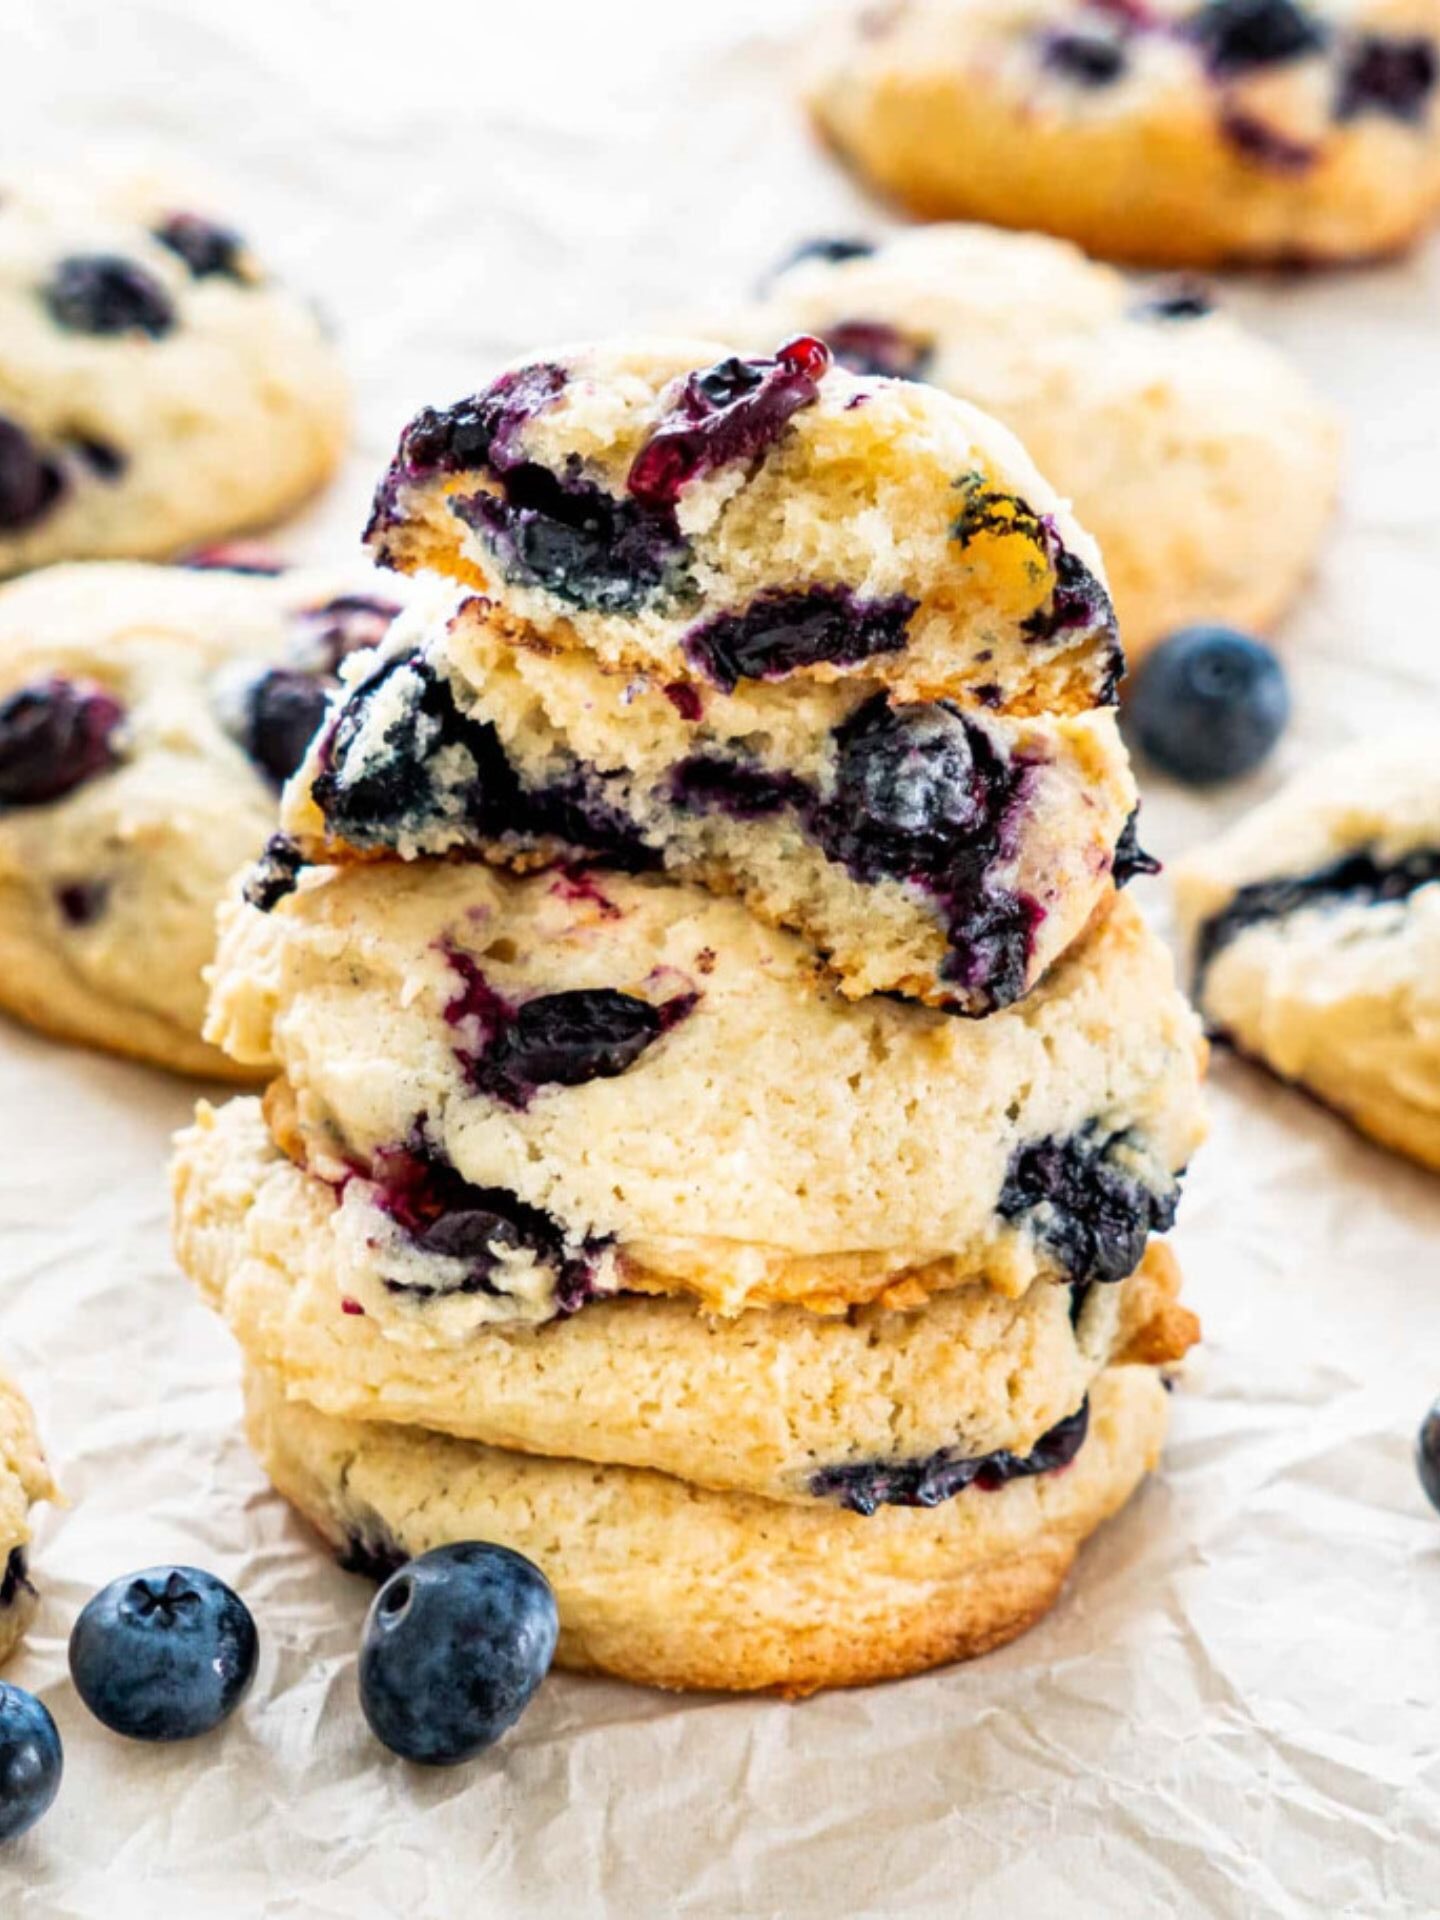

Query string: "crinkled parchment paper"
[[3, 2, 1439, 1913]]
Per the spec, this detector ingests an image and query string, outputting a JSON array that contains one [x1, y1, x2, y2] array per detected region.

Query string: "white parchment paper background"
[[3, 2, 1440, 1912]]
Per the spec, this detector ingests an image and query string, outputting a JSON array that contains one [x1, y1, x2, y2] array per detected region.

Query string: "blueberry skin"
[[1418, 1401, 1440, 1513], [0, 1683, 62, 1845], [68, 1566, 258, 1743], [1129, 627, 1290, 786], [359, 1542, 558, 1765]]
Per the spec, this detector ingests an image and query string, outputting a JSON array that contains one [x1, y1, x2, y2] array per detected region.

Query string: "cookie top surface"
[[174, 1093, 1198, 1502], [0, 173, 348, 573], [0, 559, 402, 1074], [365, 334, 1122, 716], [207, 860, 1206, 1314], [714, 225, 1339, 654], [809, 0, 1440, 264]]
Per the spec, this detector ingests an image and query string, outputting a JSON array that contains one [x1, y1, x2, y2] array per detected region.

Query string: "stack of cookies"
[[172, 335, 1206, 1694]]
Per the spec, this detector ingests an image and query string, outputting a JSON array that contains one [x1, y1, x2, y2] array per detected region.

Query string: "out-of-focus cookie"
[[808, 0, 1440, 266], [712, 226, 1339, 657], [0, 560, 400, 1077], [0, 1371, 56, 1666], [0, 173, 348, 575], [206, 861, 1207, 1318], [245, 1359, 1172, 1693], [1174, 734, 1440, 1169]]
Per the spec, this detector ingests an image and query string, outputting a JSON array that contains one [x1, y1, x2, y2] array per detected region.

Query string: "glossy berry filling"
[[681, 585, 918, 690], [1336, 35, 1438, 121], [56, 879, 110, 927], [999, 1127, 1178, 1285], [1187, 0, 1327, 75], [809, 1400, 1091, 1515], [627, 336, 830, 508], [45, 254, 177, 338], [0, 416, 66, 532], [152, 213, 249, 281], [445, 954, 693, 1107], [370, 1133, 611, 1315], [822, 319, 934, 382], [0, 677, 125, 807], [1195, 846, 1440, 981]]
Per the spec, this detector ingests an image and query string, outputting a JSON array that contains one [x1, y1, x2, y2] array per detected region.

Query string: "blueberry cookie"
[[365, 336, 1123, 717], [0, 560, 400, 1076], [282, 592, 1139, 1015], [1174, 735, 1440, 1169], [712, 227, 1339, 659], [0, 1371, 57, 1666], [809, 0, 1440, 265], [245, 1358, 1169, 1692], [0, 174, 348, 575], [173, 1094, 1198, 1505], [206, 861, 1206, 1316]]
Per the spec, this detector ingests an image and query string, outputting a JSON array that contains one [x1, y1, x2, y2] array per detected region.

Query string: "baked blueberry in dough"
[[0, 1370, 56, 1667], [1175, 735, 1440, 1170], [0, 173, 347, 576], [364, 336, 1123, 718], [283, 590, 1139, 1014], [206, 860, 1206, 1317], [709, 226, 1339, 659], [0, 561, 400, 1076], [808, 0, 1440, 265]]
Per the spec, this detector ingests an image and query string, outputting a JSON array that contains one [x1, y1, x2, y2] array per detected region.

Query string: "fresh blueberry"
[[0, 678, 125, 807], [1195, 846, 1440, 980], [0, 416, 66, 532], [152, 213, 249, 281], [1187, 0, 1327, 74], [242, 669, 333, 786], [1418, 1401, 1440, 1512], [1129, 627, 1290, 785], [289, 595, 402, 674], [68, 1566, 258, 1742], [0, 1684, 62, 1845], [45, 255, 176, 338], [358, 1542, 558, 1764]]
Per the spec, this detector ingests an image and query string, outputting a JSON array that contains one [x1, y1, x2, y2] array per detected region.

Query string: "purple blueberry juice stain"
[[998, 1126, 1179, 1284], [1195, 845, 1440, 985], [809, 1400, 1091, 1514], [0, 678, 124, 807], [627, 335, 831, 508], [0, 417, 66, 532], [662, 681, 704, 722], [681, 585, 918, 691]]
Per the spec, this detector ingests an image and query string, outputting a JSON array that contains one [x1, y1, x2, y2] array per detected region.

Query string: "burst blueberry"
[[0, 1683, 62, 1845], [69, 1565, 258, 1742], [1337, 34, 1438, 121], [152, 213, 249, 281], [0, 417, 66, 532], [45, 255, 176, 338], [1129, 626, 1290, 785], [0, 678, 124, 807], [682, 585, 916, 690], [1188, 0, 1327, 73], [999, 1128, 1178, 1285], [242, 669, 333, 786], [1043, 28, 1130, 83], [358, 1542, 558, 1764]]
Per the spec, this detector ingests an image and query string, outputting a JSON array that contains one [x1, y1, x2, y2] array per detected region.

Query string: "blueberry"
[[1129, 627, 1290, 785], [481, 989, 665, 1100], [1418, 1401, 1440, 1512], [243, 833, 304, 912], [0, 1684, 61, 1845], [242, 669, 333, 786], [1337, 35, 1438, 122], [999, 1128, 1178, 1285], [0, 416, 66, 532], [1133, 278, 1215, 321], [0, 678, 125, 808], [832, 700, 987, 844], [823, 319, 933, 383], [682, 586, 917, 690], [1042, 29, 1130, 83], [45, 255, 176, 338], [358, 1542, 558, 1764], [769, 236, 876, 281], [1187, 0, 1327, 73], [152, 213, 249, 281], [68, 1566, 258, 1742]]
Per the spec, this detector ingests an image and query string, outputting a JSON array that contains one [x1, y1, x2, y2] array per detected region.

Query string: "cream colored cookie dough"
[[283, 592, 1139, 1015], [0, 172, 348, 574], [366, 335, 1123, 717], [173, 1093, 1198, 1503], [809, 0, 1440, 266], [207, 861, 1207, 1315], [710, 225, 1339, 658], [0, 1370, 57, 1666], [0, 560, 400, 1077], [246, 1360, 1170, 1694], [1175, 734, 1440, 1169]]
